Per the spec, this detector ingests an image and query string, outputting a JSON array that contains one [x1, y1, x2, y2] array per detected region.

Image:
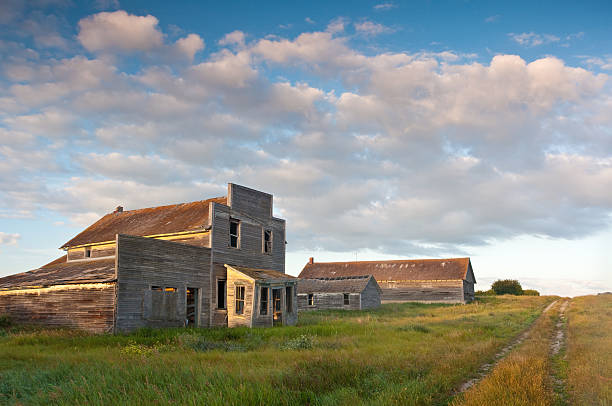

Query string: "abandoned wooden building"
[[297, 275, 381, 311], [0, 183, 298, 333], [299, 257, 476, 304]]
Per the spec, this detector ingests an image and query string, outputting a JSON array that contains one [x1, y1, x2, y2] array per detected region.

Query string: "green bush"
[[523, 289, 540, 296], [0, 315, 12, 328], [491, 279, 524, 295], [475, 289, 495, 296], [281, 334, 315, 350]]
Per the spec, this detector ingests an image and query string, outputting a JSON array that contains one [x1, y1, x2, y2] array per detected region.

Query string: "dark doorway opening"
[[272, 288, 282, 326], [186, 287, 198, 326]]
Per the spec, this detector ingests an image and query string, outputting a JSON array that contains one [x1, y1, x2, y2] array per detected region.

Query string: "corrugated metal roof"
[[299, 258, 472, 281], [226, 265, 297, 281], [61, 196, 226, 248], [297, 275, 377, 294], [0, 256, 116, 290]]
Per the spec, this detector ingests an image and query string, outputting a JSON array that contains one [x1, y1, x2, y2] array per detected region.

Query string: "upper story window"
[[229, 219, 240, 248], [263, 229, 272, 254]]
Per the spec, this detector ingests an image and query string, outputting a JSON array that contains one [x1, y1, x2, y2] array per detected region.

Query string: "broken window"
[[343, 293, 350, 305], [263, 229, 272, 253], [260, 287, 268, 315], [186, 287, 198, 326], [286, 286, 293, 313], [217, 279, 227, 309], [308, 293, 314, 306], [235, 285, 245, 314], [151, 286, 162, 292], [229, 219, 240, 248], [85, 247, 91, 258]]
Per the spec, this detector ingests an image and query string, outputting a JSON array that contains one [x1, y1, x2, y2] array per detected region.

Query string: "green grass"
[[566, 295, 612, 405], [0, 296, 553, 405]]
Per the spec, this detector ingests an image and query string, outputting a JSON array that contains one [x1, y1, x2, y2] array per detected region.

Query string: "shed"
[[299, 257, 476, 304], [297, 275, 381, 311]]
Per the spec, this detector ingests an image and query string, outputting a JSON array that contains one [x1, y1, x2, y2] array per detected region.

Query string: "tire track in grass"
[[455, 299, 559, 394], [551, 300, 570, 406]]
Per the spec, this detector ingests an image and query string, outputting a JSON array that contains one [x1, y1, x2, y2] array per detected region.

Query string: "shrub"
[[491, 279, 523, 295], [281, 334, 314, 350], [0, 315, 12, 328], [475, 290, 495, 296]]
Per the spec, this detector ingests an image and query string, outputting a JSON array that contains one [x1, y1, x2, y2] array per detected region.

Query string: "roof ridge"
[[306, 257, 470, 265], [110, 196, 226, 215]]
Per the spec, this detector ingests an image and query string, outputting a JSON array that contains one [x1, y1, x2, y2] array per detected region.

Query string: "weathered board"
[[378, 280, 466, 303], [0, 283, 115, 333], [115, 234, 212, 332]]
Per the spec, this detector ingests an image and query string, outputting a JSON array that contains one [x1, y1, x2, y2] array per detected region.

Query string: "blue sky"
[[0, 0, 611, 296]]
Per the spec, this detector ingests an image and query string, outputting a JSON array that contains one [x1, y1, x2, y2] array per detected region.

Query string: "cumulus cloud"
[[354, 21, 393, 36], [77, 10, 164, 52], [0, 232, 20, 246], [0, 14, 611, 263], [509, 32, 560, 47]]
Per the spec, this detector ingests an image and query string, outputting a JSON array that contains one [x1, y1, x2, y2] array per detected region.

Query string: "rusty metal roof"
[[297, 275, 379, 294], [226, 265, 297, 282], [299, 258, 473, 281], [61, 196, 226, 248], [0, 256, 116, 290]]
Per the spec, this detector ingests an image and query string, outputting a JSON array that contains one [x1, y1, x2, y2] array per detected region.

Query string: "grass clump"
[[280, 334, 315, 350], [0, 315, 11, 329], [566, 295, 611, 405]]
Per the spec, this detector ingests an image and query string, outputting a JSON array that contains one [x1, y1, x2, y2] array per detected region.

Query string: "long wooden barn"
[[297, 275, 381, 311], [0, 183, 298, 333], [299, 257, 476, 304]]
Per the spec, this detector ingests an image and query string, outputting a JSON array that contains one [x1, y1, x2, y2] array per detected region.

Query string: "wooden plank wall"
[[115, 234, 211, 332], [378, 280, 466, 303], [226, 268, 254, 328], [0, 283, 115, 333], [297, 292, 361, 311], [463, 280, 475, 302], [361, 279, 382, 309], [211, 263, 228, 327]]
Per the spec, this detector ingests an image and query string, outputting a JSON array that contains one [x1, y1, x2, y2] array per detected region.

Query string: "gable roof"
[[297, 275, 379, 294], [61, 196, 227, 248], [225, 264, 297, 282], [299, 258, 474, 282], [0, 256, 116, 290]]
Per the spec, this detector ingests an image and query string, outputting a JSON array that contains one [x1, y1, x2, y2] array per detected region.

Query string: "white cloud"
[[0, 232, 20, 246], [354, 21, 393, 36], [219, 30, 245, 47], [509, 32, 560, 47], [174, 33, 205, 60], [373, 3, 396, 11], [485, 14, 500, 23], [305, 17, 315, 24], [77, 10, 164, 52]]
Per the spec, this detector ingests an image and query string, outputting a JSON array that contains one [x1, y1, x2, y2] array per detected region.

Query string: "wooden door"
[[272, 288, 282, 326], [186, 287, 198, 327]]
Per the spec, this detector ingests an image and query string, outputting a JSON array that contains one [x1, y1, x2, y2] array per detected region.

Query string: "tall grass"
[[0, 296, 552, 405], [451, 300, 563, 406], [566, 295, 611, 405]]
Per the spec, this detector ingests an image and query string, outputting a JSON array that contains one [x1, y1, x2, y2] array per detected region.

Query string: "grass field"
[[0, 295, 574, 405]]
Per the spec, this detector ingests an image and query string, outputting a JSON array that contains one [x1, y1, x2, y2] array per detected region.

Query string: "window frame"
[[285, 285, 293, 313], [343, 293, 350, 305], [259, 287, 268, 315], [307, 293, 314, 306], [235, 285, 245, 315], [84, 247, 91, 258], [229, 219, 240, 248], [217, 279, 227, 309], [262, 229, 273, 254]]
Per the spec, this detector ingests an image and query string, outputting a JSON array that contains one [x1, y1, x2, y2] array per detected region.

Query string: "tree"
[[523, 289, 540, 296], [491, 279, 523, 295]]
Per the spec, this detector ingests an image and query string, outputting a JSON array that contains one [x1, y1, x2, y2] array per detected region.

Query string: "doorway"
[[186, 287, 198, 327], [272, 288, 282, 326]]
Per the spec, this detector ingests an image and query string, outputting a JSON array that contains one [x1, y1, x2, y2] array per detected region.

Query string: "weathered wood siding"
[[297, 292, 361, 311], [115, 234, 211, 332], [226, 267, 254, 328], [361, 278, 382, 309], [211, 263, 228, 327], [378, 280, 465, 303], [0, 283, 115, 333]]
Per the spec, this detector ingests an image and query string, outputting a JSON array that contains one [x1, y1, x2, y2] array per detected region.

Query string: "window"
[[263, 229, 272, 253], [229, 219, 240, 248], [259, 287, 268, 315], [308, 293, 314, 306], [217, 280, 226, 309], [286, 286, 293, 313], [165, 287, 177, 292], [85, 247, 91, 258], [343, 293, 350, 305], [151, 286, 162, 292], [235, 285, 245, 314]]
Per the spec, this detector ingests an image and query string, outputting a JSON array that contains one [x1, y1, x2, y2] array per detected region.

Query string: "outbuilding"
[[297, 275, 381, 311]]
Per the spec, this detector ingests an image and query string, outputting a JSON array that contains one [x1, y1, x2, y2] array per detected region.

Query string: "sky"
[[0, 0, 611, 297]]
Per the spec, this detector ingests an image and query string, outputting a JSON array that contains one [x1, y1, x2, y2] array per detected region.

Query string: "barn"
[[299, 257, 476, 304], [297, 275, 381, 311], [0, 183, 297, 333]]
